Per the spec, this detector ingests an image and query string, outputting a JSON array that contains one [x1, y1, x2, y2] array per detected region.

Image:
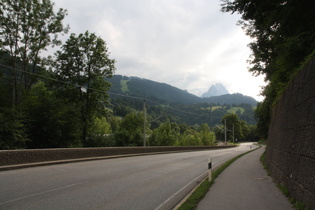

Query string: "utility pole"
[[224, 119, 227, 142], [233, 124, 235, 143], [143, 100, 146, 147]]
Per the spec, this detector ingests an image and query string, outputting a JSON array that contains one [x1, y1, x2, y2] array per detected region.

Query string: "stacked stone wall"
[[266, 56, 315, 209], [0, 145, 234, 169]]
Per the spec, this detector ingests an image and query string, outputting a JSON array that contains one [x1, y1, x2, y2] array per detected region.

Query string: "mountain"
[[201, 83, 229, 98], [106, 75, 200, 104], [106, 75, 257, 106]]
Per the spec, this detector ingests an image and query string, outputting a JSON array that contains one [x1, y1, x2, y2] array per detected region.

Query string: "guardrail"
[[0, 146, 235, 170]]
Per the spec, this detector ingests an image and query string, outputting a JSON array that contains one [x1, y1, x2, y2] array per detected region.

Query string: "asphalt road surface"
[[0, 143, 257, 210]]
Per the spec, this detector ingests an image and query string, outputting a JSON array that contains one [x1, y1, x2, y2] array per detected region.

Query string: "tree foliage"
[[111, 98, 257, 127], [221, 0, 315, 139], [52, 31, 115, 145], [115, 112, 149, 146], [0, 0, 68, 105], [0, 1, 117, 149], [150, 120, 180, 146], [21, 81, 82, 148], [0, 107, 28, 149], [149, 121, 216, 146], [222, 113, 243, 140], [214, 113, 258, 142]]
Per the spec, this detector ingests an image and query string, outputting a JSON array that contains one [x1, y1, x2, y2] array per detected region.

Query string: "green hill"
[[106, 75, 258, 106], [106, 75, 258, 126], [107, 75, 200, 104]]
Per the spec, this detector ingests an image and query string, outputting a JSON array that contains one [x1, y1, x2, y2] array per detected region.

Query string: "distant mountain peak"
[[201, 83, 229, 98]]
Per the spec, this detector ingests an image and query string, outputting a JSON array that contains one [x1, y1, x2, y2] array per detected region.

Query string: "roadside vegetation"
[[221, 0, 315, 140]]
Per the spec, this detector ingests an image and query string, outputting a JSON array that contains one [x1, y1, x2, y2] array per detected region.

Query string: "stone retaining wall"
[[266, 56, 315, 209], [0, 145, 234, 168]]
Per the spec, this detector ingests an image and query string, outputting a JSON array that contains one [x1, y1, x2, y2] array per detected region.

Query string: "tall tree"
[[198, 123, 216, 145], [21, 81, 82, 148], [150, 120, 180, 146], [222, 113, 243, 141], [221, 0, 315, 139], [221, 0, 315, 79], [115, 112, 149, 146], [52, 31, 115, 145], [0, 0, 68, 105], [0, 106, 28, 149]]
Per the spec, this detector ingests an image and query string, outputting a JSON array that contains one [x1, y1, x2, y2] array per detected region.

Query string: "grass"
[[260, 152, 308, 210], [259, 151, 271, 176], [120, 79, 130, 93], [277, 183, 307, 210], [200, 106, 246, 113], [227, 107, 245, 114], [257, 139, 267, 145], [177, 147, 260, 210], [200, 106, 222, 111], [211, 106, 222, 111]]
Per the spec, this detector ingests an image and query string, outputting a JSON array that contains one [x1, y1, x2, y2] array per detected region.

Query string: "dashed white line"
[[0, 180, 89, 206]]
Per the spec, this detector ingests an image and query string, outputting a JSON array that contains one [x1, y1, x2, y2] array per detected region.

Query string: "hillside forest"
[[0, 0, 260, 149]]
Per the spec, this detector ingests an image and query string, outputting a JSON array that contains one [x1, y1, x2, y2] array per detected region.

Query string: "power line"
[[0, 63, 149, 100], [0, 62, 222, 118]]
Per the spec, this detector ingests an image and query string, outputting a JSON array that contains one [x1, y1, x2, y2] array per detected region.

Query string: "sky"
[[53, 0, 266, 101]]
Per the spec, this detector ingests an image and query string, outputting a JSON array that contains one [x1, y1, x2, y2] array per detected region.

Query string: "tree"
[[198, 123, 216, 145], [87, 116, 114, 147], [214, 125, 225, 142], [0, 0, 68, 105], [221, 0, 315, 79], [221, 0, 315, 139], [243, 124, 259, 142], [0, 107, 28, 149], [221, 113, 243, 141], [177, 128, 201, 146], [21, 81, 82, 148], [150, 120, 180, 146], [0, 54, 12, 108], [115, 112, 149, 146], [52, 31, 115, 145]]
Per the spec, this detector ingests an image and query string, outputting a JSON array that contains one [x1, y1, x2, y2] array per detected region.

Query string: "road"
[[0, 143, 257, 210]]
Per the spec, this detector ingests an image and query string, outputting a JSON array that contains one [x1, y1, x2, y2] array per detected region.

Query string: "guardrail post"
[[208, 158, 212, 182]]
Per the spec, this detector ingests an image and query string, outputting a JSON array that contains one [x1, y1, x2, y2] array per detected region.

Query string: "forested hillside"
[[106, 75, 257, 127], [107, 75, 200, 104], [106, 75, 258, 106], [202, 93, 257, 106], [111, 97, 256, 127]]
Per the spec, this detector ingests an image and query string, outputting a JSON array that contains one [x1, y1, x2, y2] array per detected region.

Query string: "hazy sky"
[[53, 0, 266, 101]]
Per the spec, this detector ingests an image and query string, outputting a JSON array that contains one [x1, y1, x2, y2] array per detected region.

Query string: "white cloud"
[[53, 0, 266, 101]]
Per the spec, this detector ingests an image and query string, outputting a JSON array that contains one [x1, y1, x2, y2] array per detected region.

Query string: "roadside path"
[[196, 146, 293, 210]]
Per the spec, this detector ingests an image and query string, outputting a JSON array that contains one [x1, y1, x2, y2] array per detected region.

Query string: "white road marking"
[[154, 170, 208, 210], [0, 180, 89, 206]]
